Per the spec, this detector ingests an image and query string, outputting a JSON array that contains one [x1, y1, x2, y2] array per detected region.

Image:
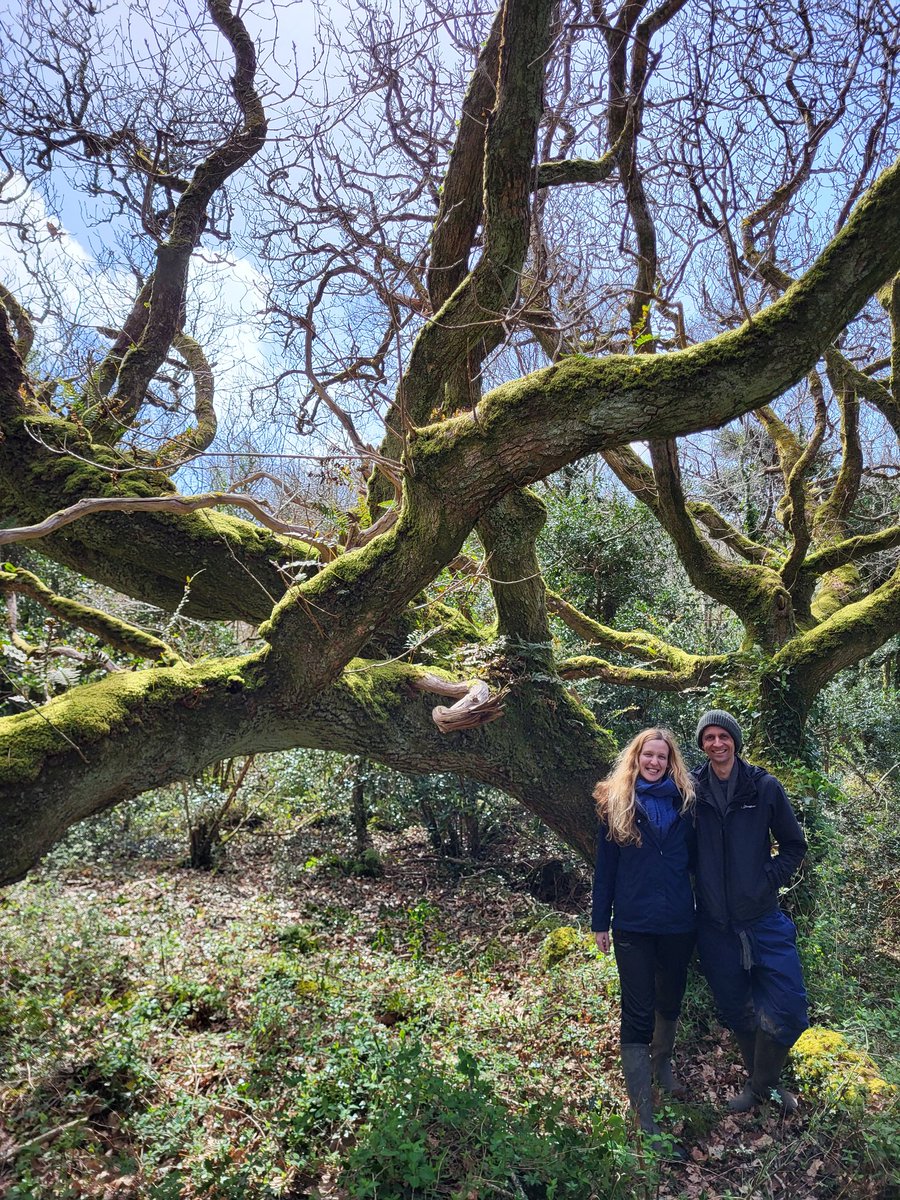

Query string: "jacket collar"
[[694, 756, 758, 808]]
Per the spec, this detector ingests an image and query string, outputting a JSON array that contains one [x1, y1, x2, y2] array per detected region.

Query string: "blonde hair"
[[593, 727, 695, 847]]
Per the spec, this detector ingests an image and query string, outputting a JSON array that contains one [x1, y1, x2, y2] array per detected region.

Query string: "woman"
[[592, 727, 696, 1135]]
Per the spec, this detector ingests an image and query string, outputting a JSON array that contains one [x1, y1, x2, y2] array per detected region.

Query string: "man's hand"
[[594, 930, 610, 954]]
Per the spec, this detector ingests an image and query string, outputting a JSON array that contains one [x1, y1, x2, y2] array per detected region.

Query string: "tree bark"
[[0, 654, 607, 885]]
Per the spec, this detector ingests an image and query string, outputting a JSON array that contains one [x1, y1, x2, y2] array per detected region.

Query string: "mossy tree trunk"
[[2, 0, 900, 885]]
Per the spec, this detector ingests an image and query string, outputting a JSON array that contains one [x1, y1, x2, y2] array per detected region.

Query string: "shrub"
[[275, 923, 320, 954]]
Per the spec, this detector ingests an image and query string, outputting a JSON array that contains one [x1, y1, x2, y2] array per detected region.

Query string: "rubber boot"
[[728, 1031, 798, 1113], [751, 1031, 798, 1113], [727, 1029, 758, 1112], [650, 1014, 685, 1098], [620, 1043, 660, 1134]]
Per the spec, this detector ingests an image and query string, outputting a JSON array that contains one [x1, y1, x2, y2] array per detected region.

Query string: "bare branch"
[[87, 0, 268, 439], [0, 491, 336, 559]]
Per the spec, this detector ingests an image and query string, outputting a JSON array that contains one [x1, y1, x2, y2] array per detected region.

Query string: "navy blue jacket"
[[692, 757, 807, 929], [591, 798, 696, 934]]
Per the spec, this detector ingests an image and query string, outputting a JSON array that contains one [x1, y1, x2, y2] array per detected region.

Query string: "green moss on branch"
[[0, 567, 184, 665]]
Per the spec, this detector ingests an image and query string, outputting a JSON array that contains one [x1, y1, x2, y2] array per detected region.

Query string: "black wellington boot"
[[727, 1028, 759, 1111], [650, 1014, 685, 1098], [728, 1030, 798, 1113], [620, 1043, 661, 1134], [750, 1031, 798, 1113]]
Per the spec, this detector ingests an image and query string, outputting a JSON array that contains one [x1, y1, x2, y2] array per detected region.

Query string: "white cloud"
[[0, 175, 275, 431]]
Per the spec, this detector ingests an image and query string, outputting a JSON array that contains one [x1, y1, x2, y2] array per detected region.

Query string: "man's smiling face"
[[701, 725, 736, 778]]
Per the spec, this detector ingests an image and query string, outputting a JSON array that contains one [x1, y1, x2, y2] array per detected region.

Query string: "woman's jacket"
[[591, 779, 696, 935]]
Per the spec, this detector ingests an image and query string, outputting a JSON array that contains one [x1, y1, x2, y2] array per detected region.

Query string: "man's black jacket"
[[692, 757, 807, 928]]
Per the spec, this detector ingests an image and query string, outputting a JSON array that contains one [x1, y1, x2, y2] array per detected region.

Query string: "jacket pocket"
[[738, 861, 778, 916]]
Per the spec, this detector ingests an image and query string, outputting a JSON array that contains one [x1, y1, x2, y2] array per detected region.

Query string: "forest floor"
[[0, 822, 897, 1200]]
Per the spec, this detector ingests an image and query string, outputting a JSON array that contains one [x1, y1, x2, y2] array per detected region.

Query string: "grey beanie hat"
[[696, 709, 743, 754]]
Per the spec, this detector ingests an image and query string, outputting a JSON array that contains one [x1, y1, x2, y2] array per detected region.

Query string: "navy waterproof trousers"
[[696, 909, 809, 1048]]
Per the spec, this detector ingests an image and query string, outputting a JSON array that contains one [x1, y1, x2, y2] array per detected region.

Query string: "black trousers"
[[612, 929, 696, 1044]]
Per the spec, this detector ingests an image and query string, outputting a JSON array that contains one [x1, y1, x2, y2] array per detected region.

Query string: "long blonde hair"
[[593, 727, 695, 847]]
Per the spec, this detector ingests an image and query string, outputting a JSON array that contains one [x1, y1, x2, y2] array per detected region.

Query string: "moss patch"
[[539, 925, 594, 968], [0, 653, 261, 786], [791, 1027, 896, 1105]]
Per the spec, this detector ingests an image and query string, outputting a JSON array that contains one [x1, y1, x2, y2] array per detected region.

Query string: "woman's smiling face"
[[638, 737, 670, 783]]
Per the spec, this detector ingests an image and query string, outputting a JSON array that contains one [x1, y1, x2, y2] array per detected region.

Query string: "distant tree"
[[1, 0, 899, 883]]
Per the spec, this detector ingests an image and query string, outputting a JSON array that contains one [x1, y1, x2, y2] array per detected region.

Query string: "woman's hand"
[[594, 930, 610, 954]]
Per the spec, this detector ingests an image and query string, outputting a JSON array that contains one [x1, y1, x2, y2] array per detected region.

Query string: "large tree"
[[1, 0, 898, 885]]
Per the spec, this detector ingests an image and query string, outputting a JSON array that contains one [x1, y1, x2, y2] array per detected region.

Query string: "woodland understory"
[[0, 763, 898, 1199]]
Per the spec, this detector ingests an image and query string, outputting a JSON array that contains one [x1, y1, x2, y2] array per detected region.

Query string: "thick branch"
[[0, 653, 612, 884], [383, 0, 554, 439], [824, 344, 900, 443], [602, 448, 771, 566], [756, 405, 804, 480], [0, 320, 317, 620], [601, 0, 687, 339], [799, 526, 900, 576], [558, 652, 723, 690], [535, 147, 619, 189], [808, 378, 865, 618], [647, 439, 791, 647], [779, 369, 828, 589], [688, 502, 774, 565], [0, 282, 34, 359], [774, 563, 900, 708], [426, 8, 503, 310], [5, 154, 900, 652], [477, 489, 551, 651], [546, 589, 724, 676], [0, 566, 183, 666], [88, 0, 267, 438], [422, 153, 900, 513], [815, 379, 863, 537], [155, 331, 218, 457], [0, 490, 335, 556], [0, 651, 268, 883]]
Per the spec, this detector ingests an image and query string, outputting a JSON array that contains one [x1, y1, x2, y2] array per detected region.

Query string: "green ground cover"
[[1, 810, 897, 1200]]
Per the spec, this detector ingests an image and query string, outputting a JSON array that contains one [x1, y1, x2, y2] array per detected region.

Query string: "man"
[[693, 709, 809, 1112]]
